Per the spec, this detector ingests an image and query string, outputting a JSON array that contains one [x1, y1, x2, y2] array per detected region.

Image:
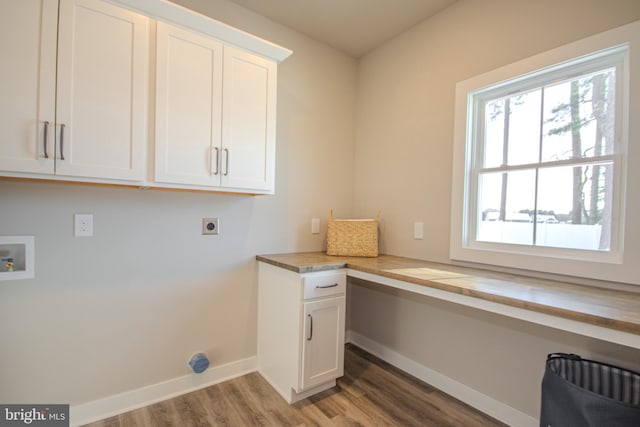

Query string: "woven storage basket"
[[326, 209, 381, 257]]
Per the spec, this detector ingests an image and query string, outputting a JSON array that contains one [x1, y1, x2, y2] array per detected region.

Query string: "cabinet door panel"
[[56, 0, 148, 181], [221, 47, 276, 192], [301, 296, 345, 391], [0, 0, 57, 174], [155, 22, 223, 186]]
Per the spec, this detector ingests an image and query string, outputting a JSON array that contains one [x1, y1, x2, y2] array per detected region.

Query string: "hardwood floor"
[[84, 344, 506, 427]]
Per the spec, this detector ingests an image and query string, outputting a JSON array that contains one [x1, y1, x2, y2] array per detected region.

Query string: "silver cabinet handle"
[[224, 148, 229, 176], [307, 314, 313, 341], [59, 124, 66, 160], [43, 121, 50, 159], [212, 147, 219, 175], [316, 283, 339, 289]]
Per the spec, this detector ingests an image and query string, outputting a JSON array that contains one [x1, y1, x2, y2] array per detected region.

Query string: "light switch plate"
[[311, 218, 320, 234]]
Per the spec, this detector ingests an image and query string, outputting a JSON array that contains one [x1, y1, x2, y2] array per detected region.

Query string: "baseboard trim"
[[346, 331, 538, 427], [70, 356, 257, 426]]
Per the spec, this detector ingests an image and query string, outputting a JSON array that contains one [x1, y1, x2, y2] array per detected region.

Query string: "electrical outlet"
[[311, 218, 320, 234], [202, 218, 219, 235], [413, 222, 424, 240], [74, 214, 94, 237]]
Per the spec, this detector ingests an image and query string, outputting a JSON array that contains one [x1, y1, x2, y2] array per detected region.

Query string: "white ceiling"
[[225, 0, 458, 57]]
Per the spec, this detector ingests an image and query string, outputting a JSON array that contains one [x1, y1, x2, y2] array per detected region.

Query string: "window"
[[474, 50, 624, 253], [451, 21, 640, 284]]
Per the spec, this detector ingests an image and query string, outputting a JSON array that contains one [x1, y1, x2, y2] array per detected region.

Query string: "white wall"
[[351, 0, 640, 419], [0, 0, 356, 405]]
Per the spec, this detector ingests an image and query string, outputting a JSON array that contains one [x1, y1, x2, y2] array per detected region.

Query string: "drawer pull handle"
[[316, 283, 338, 289], [307, 314, 313, 341]]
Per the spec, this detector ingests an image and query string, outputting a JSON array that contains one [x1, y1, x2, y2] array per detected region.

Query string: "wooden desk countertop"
[[256, 252, 640, 340]]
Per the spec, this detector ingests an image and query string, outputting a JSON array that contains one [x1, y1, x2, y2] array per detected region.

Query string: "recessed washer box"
[[0, 236, 35, 281]]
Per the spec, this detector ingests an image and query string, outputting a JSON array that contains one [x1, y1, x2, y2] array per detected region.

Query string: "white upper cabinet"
[[155, 21, 224, 187], [0, 0, 58, 174], [0, 0, 148, 182], [155, 22, 278, 193], [221, 47, 277, 192], [1, 0, 290, 193], [56, 0, 149, 181]]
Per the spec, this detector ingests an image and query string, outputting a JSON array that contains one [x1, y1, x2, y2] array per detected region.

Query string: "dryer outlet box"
[[202, 218, 219, 235]]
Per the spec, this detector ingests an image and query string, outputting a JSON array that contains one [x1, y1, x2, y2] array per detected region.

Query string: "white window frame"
[[450, 20, 640, 285], [470, 48, 626, 260]]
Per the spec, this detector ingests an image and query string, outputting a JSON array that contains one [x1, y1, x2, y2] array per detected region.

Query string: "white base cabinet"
[[257, 262, 346, 403]]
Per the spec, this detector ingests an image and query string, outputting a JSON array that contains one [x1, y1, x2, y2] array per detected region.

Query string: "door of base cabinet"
[[300, 296, 345, 391]]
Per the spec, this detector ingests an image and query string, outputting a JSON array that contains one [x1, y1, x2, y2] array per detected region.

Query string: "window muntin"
[[467, 47, 625, 255]]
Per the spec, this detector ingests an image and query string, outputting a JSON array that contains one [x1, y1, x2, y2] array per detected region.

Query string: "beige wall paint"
[[352, 0, 640, 418], [354, 0, 640, 261], [0, 0, 356, 404]]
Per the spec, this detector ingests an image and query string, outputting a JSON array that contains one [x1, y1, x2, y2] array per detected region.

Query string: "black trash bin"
[[540, 353, 640, 427]]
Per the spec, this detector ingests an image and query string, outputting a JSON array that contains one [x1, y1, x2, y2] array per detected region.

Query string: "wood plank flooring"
[[84, 344, 506, 427]]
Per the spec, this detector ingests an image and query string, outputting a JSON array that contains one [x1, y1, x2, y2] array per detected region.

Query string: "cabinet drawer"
[[303, 271, 346, 300]]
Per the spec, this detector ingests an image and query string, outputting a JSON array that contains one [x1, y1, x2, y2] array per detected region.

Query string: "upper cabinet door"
[[55, 0, 149, 181], [0, 0, 57, 174], [154, 21, 224, 187], [221, 47, 277, 192]]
